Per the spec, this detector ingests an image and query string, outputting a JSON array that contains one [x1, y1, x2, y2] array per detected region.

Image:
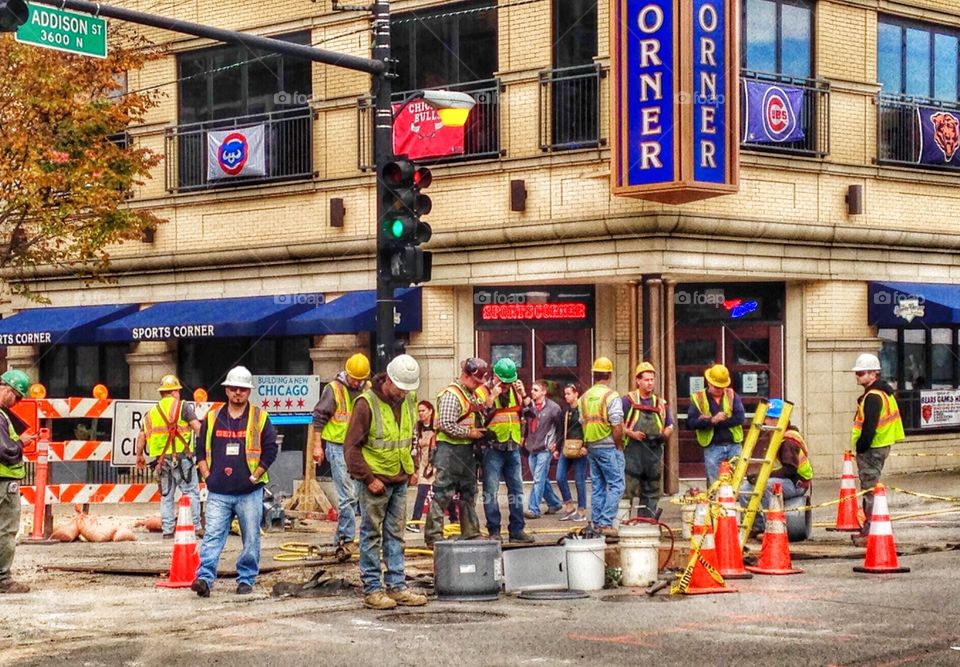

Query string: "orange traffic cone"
[[676, 500, 736, 595], [827, 451, 862, 532], [156, 496, 200, 589], [713, 462, 752, 580], [853, 484, 910, 574], [745, 484, 803, 575]]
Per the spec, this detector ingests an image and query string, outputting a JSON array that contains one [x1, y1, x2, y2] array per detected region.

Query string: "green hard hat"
[[493, 358, 518, 383], [1, 369, 30, 397]]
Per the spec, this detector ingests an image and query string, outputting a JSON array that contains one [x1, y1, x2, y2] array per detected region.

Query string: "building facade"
[[5, 0, 960, 484]]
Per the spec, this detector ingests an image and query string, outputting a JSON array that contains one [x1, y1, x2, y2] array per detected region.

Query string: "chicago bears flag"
[[917, 106, 960, 166], [207, 124, 267, 180], [743, 81, 805, 144]]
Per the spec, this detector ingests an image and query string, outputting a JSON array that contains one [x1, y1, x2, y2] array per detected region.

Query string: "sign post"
[[16, 2, 107, 58]]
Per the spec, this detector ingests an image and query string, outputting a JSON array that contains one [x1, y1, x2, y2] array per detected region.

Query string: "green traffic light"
[[390, 218, 404, 238]]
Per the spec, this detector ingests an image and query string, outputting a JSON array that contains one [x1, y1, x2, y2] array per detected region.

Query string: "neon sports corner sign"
[[612, 0, 740, 203]]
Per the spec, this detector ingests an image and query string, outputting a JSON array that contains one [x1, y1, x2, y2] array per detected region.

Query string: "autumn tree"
[[0, 27, 162, 297]]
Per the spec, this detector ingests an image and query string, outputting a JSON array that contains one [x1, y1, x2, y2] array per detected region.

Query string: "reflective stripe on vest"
[[360, 389, 416, 476], [783, 429, 814, 481], [321, 380, 356, 445], [436, 382, 483, 445], [0, 408, 24, 480], [850, 389, 905, 448], [579, 384, 618, 444], [625, 390, 666, 432], [690, 389, 744, 447], [145, 397, 193, 457], [488, 387, 521, 444], [205, 405, 270, 484]]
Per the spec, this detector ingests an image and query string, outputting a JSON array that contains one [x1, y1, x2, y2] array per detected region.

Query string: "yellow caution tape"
[[889, 452, 960, 457], [887, 487, 960, 503]]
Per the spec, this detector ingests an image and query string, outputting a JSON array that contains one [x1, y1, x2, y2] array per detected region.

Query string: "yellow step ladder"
[[729, 399, 794, 544]]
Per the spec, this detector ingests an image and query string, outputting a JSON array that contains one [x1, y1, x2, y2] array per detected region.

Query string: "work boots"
[[387, 588, 428, 606], [363, 590, 398, 610], [0, 580, 29, 594]]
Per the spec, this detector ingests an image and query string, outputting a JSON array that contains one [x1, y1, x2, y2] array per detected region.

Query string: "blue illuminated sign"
[[693, 0, 726, 183]]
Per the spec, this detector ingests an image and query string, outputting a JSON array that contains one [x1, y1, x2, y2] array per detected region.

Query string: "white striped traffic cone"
[[156, 496, 200, 588], [853, 484, 910, 574]]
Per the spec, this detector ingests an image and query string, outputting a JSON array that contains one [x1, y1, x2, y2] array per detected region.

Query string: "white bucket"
[[618, 522, 661, 587], [681, 504, 696, 540], [613, 499, 632, 529], [565, 537, 606, 591]]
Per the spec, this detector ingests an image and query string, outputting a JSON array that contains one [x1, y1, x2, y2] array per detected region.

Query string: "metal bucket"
[[433, 540, 502, 601], [618, 522, 661, 587]]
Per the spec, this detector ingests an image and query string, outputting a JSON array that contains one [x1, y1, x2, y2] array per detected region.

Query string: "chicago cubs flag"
[[743, 81, 805, 144], [206, 124, 267, 180], [392, 100, 464, 160], [917, 106, 960, 166]]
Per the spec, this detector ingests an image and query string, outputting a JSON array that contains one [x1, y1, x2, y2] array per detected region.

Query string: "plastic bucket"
[[681, 504, 696, 540], [564, 537, 606, 591], [618, 522, 661, 587], [434, 540, 502, 601], [613, 499, 632, 529]]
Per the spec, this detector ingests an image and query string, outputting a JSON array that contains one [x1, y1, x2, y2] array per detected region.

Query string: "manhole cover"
[[380, 611, 508, 625], [602, 593, 683, 603], [517, 589, 589, 600]]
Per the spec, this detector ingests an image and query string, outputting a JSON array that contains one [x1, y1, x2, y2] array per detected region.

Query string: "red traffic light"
[[381, 159, 414, 188], [413, 166, 432, 189]]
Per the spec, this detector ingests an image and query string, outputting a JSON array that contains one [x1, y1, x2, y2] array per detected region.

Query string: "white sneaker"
[[405, 524, 421, 533]]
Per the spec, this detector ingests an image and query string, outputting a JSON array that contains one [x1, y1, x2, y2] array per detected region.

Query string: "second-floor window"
[[878, 17, 960, 101], [743, 0, 812, 77]]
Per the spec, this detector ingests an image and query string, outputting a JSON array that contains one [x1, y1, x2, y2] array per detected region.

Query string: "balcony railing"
[[164, 107, 313, 193], [357, 78, 502, 170], [877, 94, 960, 171], [539, 64, 606, 152], [740, 71, 830, 157]]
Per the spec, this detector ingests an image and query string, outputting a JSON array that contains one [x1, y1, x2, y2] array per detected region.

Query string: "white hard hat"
[[852, 353, 881, 372], [386, 354, 420, 391], [222, 365, 255, 389]]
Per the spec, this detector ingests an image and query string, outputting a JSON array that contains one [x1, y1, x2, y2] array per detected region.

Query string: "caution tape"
[[889, 452, 960, 457], [670, 531, 725, 595], [887, 487, 960, 503]]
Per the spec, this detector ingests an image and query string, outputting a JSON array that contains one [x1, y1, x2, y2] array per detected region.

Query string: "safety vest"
[[358, 389, 416, 477], [850, 389, 905, 449], [205, 404, 270, 484], [782, 429, 814, 481], [486, 386, 522, 444], [144, 397, 193, 457], [625, 390, 666, 434], [579, 384, 618, 444], [690, 389, 744, 447], [436, 382, 485, 445], [0, 409, 24, 480], [321, 379, 362, 445]]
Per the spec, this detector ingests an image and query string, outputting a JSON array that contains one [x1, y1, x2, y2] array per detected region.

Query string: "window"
[[39, 344, 130, 399], [878, 17, 960, 101], [177, 337, 311, 400], [743, 0, 812, 77]]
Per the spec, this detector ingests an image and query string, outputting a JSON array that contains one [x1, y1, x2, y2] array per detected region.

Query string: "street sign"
[[110, 400, 153, 467], [252, 375, 321, 415], [15, 3, 107, 59]]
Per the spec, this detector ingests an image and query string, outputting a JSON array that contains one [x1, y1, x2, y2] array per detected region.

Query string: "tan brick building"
[[5, 0, 960, 483]]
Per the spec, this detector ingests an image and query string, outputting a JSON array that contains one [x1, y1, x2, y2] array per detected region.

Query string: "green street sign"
[[15, 3, 107, 59]]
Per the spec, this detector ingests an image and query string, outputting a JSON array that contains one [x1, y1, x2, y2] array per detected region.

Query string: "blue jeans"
[[739, 477, 806, 533], [588, 447, 625, 527], [481, 448, 525, 535], [703, 443, 742, 488], [158, 457, 201, 534], [326, 443, 360, 544], [358, 482, 408, 594], [196, 488, 263, 588], [527, 450, 562, 515], [556, 454, 588, 509]]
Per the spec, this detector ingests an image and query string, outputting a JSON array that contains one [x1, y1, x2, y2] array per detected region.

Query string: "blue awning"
[[285, 288, 421, 335], [97, 294, 322, 342], [869, 281, 960, 326], [0, 304, 140, 346]]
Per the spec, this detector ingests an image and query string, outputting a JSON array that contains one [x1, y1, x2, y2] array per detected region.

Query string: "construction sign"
[[110, 400, 154, 467]]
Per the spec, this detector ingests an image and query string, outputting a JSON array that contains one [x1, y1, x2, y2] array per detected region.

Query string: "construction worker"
[[135, 374, 202, 538], [621, 362, 673, 518], [192, 366, 278, 597], [688, 363, 745, 487], [0, 370, 35, 593], [579, 357, 624, 537], [850, 352, 904, 546], [424, 358, 488, 547], [478, 358, 534, 543], [739, 398, 812, 535], [344, 354, 427, 610], [311, 353, 370, 547]]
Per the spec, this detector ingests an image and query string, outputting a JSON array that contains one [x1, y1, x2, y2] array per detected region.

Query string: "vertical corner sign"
[[16, 3, 108, 59], [612, 0, 739, 204]]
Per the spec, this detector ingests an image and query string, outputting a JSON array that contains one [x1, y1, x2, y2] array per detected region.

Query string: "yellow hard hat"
[[635, 361, 656, 376], [592, 357, 614, 373], [157, 374, 182, 393], [704, 364, 731, 388], [345, 353, 371, 381]]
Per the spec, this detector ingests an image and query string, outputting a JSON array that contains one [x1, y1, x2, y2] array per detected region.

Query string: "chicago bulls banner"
[[206, 124, 267, 181], [743, 80, 805, 144], [392, 100, 464, 160], [917, 106, 960, 166]]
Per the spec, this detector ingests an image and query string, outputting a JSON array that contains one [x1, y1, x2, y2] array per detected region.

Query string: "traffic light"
[[378, 158, 433, 285], [0, 0, 28, 32]]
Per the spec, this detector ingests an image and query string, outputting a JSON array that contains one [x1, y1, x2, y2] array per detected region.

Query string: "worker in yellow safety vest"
[[136, 373, 202, 538], [311, 353, 371, 546], [0, 370, 35, 593], [687, 363, 745, 487], [344, 354, 428, 610], [579, 357, 624, 537], [849, 353, 904, 546]]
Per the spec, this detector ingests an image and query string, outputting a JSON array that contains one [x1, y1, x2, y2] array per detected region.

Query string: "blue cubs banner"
[[206, 124, 267, 180], [917, 106, 960, 166], [743, 81, 805, 144]]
